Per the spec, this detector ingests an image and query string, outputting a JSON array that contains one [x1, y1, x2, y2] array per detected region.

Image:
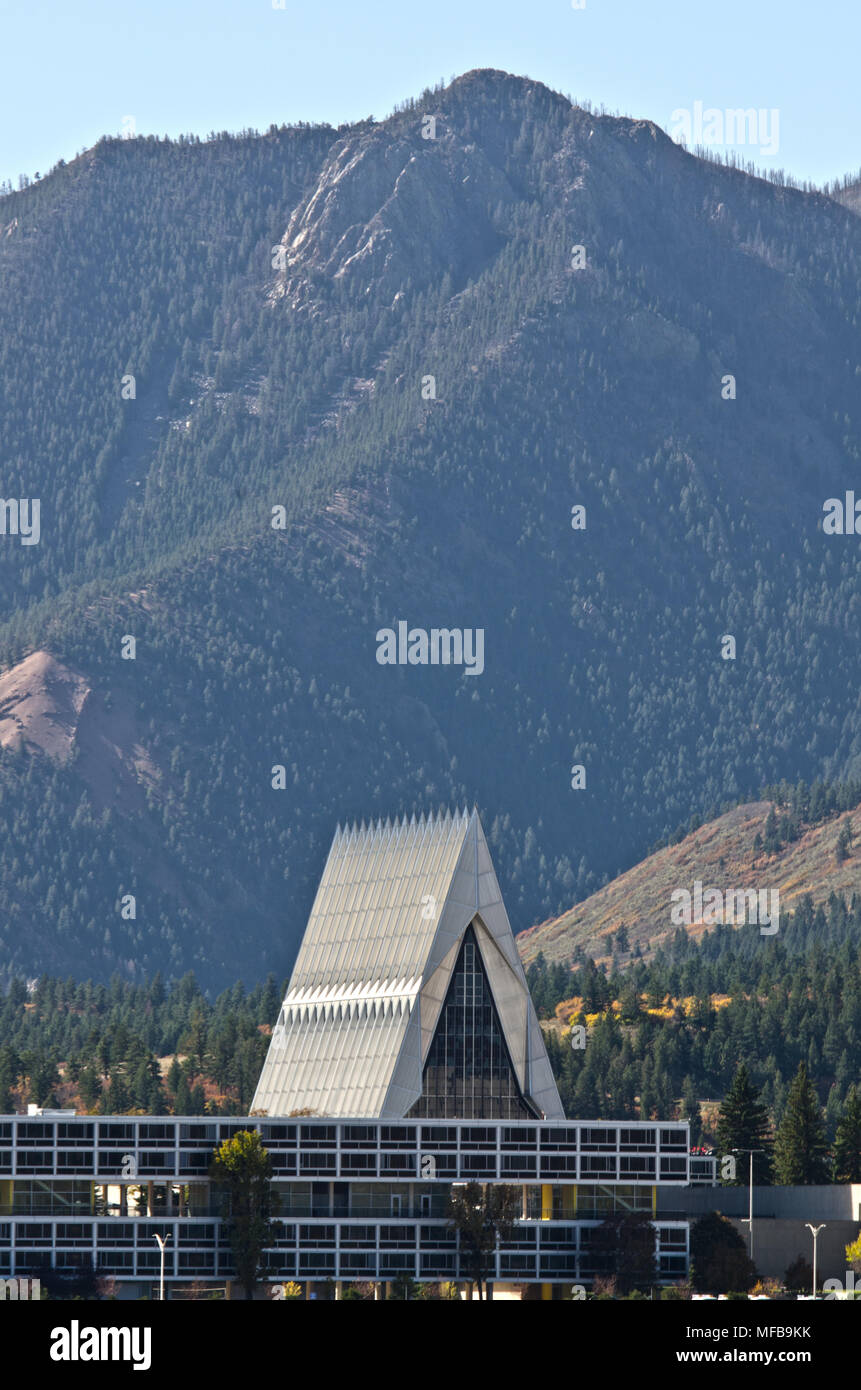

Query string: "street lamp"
[[732, 1149, 765, 1264], [154, 1233, 171, 1303], [805, 1224, 825, 1299]]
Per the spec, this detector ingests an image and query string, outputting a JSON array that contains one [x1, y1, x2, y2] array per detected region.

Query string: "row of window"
[[1, 1155, 687, 1183], [1, 1121, 687, 1152]]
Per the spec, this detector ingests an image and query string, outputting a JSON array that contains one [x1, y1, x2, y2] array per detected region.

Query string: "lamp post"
[[154, 1233, 171, 1303], [806, 1224, 825, 1299], [732, 1149, 765, 1264]]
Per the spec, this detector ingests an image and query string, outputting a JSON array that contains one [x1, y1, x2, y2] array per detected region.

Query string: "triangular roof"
[[251, 808, 564, 1119]]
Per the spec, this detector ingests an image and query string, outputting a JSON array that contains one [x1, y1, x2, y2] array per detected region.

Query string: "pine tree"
[[0, 1046, 18, 1112], [682, 1075, 701, 1145], [773, 1063, 830, 1184], [174, 1074, 192, 1114], [833, 1085, 861, 1182], [715, 1063, 773, 1184]]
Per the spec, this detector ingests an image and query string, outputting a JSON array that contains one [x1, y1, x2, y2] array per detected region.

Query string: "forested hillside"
[[520, 782, 861, 966], [1, 69, 860, 988], [530, 892, 861, 1141], [0, 972, 278, 1116]]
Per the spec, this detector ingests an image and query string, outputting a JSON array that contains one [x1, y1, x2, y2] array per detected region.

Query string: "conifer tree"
[[715, 1063, 773, 1184], [773, 1063, 830, 1185], [833, 1085, 861, 1182]]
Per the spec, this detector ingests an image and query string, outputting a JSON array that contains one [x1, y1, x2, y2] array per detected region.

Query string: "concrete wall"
[[659, 1184, 861, 1221], [658, 1184, 861, 1284]]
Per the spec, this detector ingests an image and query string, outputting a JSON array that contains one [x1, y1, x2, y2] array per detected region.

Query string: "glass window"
[[407, 926, 536, 1120]]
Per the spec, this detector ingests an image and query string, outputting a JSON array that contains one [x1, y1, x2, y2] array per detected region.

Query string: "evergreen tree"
[[773, 1063, 830, 1184], [0, 1046, 18, 1111], [833, 1085, 861, 1182], [166, 1057, 182, 1097], [715, 1063, 773, 1184], [174, 1074, 192, 1114], [78, 1064, 102, 1111]]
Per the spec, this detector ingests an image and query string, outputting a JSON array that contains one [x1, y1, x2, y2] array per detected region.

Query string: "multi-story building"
[[0, 1113, 691, 1295]]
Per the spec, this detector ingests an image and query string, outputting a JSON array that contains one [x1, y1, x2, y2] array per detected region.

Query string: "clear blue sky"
[[1, 0, 857, 189]]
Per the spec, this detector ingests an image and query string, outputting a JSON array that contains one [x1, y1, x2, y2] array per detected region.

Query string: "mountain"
[[519, 793, 861, 968], [0, 69, 860, 990]]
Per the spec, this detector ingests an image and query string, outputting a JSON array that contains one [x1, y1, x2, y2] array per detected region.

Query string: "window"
[[299, 1125, 336, 1148], [261, 1125, 296, 1145], [658, 1227, 687, 1250], [180, 1124, 216, 1143], [299, 1253, 335, 1275], [620, 1156, 655, 1176], [178, 1251, 216, 1273], [379, 1153, 413, 1175], [99, 1251, 133, 1272], [462, 1154, 496, 1176], [540, 1154, 578, 1176], [500, 1254, 535, 1274], [407, 926, 536, 1120], [580, 1155, 616, 1177], [299, 1225, 335, 1247], [620, 1128, 656, 1151], [659, 1128, 687, 1150], [299, 1152, 336, 1175], [58, 1124, 94, 1145], [58, 1152, 95, 1173], [341, 1252, 374, 1272], [56, 1224, 93, 1247], [660, 1157, 687, 1177], [139, 1124, 174, 1146], [421, 1126, 457, 1149], [16, 1124, 54, 1145], [502, 1155, 536, 1178], [380, 1253, 413, 1271], [380, 1127, 413, 1150], [16, 1153, 53, 1173], [341, 1125, 374, 1148], [580, 1128, 617, 1151], [338, 1226, 375, 1248], [341, 1153, 376, 1172], [502, 1127, 536, 1149]]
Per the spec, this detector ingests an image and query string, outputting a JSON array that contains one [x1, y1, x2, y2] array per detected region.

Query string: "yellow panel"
[[652, 1185, 657, 1215], [0, 1179, 12, 1212], [541, 1184, 553, 1220], [541, 1283, 553, 1300]]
